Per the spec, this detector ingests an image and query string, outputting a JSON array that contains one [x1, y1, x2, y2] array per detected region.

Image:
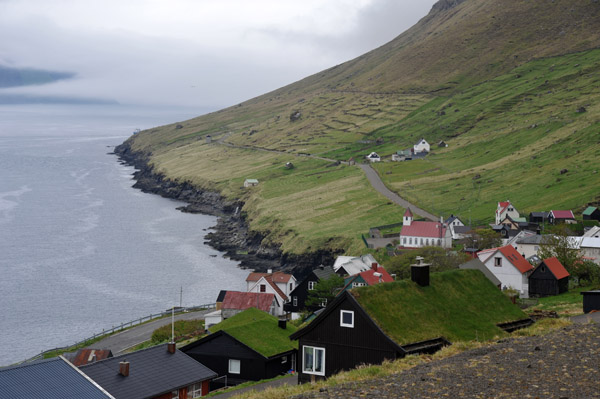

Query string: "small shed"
[[581, 290, 600, 313], [528, 257, 569, 297], [205, 135, 212, 144], [243, 179, 259, 188], [583, 206, 600, 221]]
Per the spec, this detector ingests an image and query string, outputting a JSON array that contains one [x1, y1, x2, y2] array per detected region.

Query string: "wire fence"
[[18, 303, 216, 365]]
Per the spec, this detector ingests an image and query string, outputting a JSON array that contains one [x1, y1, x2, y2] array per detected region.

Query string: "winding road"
[[214, 133, 438, 221]]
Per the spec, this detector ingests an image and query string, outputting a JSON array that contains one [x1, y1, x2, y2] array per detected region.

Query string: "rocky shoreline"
[[113, 141, 340, 277]]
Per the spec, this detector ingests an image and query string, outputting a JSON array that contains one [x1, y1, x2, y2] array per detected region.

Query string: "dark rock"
[[175, 124, 183, 129], [290, 110, 302, 122], [560, 169, 568, 175], [576, 106, 587, 113]]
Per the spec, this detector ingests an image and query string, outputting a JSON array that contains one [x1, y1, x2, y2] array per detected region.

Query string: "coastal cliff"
[[114, 141, 341, 278]]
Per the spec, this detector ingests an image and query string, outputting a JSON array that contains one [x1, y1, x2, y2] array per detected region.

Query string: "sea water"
[[0, 104, 247, 366]]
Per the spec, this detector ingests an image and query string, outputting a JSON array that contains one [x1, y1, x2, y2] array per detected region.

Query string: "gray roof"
[[459, 258, 502, 287], [529, 212, 549, 218], [516, 235, 547, 245], [81, 344, 216, 399], [313, 265, 336, 281], [453, 226, 472, 234], [0, 357, 113, 399]]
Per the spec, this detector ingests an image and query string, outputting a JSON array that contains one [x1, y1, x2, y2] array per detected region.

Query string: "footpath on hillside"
[[291, 323, 600, 399]]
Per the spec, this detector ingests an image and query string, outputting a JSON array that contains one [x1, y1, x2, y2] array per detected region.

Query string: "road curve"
[[359, 164, 438, 221], [88, 309, 213, 354]]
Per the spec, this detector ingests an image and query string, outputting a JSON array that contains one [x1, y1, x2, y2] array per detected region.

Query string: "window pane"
[[342, 311, 353, 325], [303, 347, 314, 372], [315, 349, 324, 373], [229, 359, 241, 374]]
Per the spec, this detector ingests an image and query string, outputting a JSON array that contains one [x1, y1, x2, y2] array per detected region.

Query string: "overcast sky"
[[0, 0, 437, 109]]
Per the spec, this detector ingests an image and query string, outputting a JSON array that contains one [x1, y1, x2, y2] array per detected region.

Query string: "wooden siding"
[[296, 295, 402, 383], [528, 264, 568, 297]]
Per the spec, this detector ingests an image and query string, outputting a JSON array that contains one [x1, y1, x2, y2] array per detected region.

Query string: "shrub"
[[151, 319, 205, 343]]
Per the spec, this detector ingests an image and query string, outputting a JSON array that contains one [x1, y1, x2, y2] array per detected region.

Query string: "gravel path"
[[294, 324, 600, 399], [358, 164, 438, 221]]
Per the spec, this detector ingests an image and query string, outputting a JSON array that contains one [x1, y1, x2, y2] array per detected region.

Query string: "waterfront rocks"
[[114, 141, 339, 277]]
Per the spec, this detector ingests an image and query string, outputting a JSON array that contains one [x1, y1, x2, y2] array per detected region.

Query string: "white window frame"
[[293, 296, 298, 306], [172, 389, 179, 399], [340, 310, 354, 328], [228, 359, 241, 374], [302, 346, 325, 376], [308, 281, 316, 290], [186, 383, 202, 399], [259, 284, 266, 292], [494, 257, 502, 267]]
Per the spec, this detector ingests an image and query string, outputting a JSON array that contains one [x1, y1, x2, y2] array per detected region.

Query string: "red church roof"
[[401, 221, 447, 238], [497, 201, 510, 214], [404, 208, 413, 217], [221, 291, 276, 312], [541, 257, 570, 280]]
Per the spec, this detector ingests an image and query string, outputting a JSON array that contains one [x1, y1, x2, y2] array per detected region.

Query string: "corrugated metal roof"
[[498, 246, 533, 274], [401, 221, 448, 238], [550, 210, 575, 219], [0, 357, 113, 399], [359, 266, 394, 285], [583, 206, 598, 216], [313, 266, 336, 281], [80, 344, 216, 399], [221, 291, 276, 312]]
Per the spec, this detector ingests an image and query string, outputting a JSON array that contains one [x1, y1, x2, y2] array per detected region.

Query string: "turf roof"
[[351, 269, 528, 345], [210, 308, 297, 358]]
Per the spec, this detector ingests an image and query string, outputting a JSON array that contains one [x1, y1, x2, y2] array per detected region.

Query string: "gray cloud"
[[0, 0, 437, 108]]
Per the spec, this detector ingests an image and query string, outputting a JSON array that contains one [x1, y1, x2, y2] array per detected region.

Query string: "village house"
[[182, 309, 297, 388], [445, 214, 471, 239], [399, 208, 452, 249], [245, 270, 296, 316], [413, 138, 430, 153], [548, 210, 576, 224], [476, 245, 533, 297], [495, 201, 520, 225], [339, 264, 394, 292], [366, 152, 381, 162], [583, 226, 600, 238], [529, 211, 549, 224], [514, 234, 547, 259], [0, 357, 115, 399], [80, 344, 216, 399], [528, 257, 570, 297], [579, 237, 600, 265], [583, 206, 600, 221], [289, 268, 527, 383], [243, 179, 259, 188], [284, 265, 336, 319], [212, 291, 279, 325], [333, 254, 379, 276]]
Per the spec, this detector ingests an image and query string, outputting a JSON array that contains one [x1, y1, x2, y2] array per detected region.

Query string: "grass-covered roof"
[[210, 308, 297, 358], [352, 269, 528, 345]]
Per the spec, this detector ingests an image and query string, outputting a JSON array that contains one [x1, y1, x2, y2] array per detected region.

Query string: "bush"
[[151, 319, 205, 343], [571, 260, 600, 287]]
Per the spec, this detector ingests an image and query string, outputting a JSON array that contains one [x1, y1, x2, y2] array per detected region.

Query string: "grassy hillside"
[[124, 0, 600, 255], [354, 269, 528, 344]]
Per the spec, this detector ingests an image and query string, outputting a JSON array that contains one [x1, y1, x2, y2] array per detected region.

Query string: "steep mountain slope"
[[120, 0, 600, 256]]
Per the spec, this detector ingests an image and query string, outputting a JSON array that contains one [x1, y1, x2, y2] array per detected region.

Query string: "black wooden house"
[[181, 308, 297, 388], [528, 257, 569, 297], [284, 266, 336, 315]]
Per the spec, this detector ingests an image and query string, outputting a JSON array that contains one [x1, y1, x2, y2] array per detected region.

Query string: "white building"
[[333, 254, 378, 276], [399, 208, 452, 248], [245, 270, 297, 316], [413, 138, 430, 153], [495, 200, 520, 225], [477, 245, 533, 297], [366, 152, 381, 162], [580, 237, 600, 265]]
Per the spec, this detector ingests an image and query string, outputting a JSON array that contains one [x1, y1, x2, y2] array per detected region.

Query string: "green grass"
[[354, 269, 528, 344], [534, 285, 598, 316], [209, 308, 297, 358]]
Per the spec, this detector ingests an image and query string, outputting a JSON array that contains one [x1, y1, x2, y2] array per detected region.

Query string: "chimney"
[[278, 318, 287, 329], [119, 361, 130, 377], [167, 342, 176, 354], [371, 262, 378, 272], [267, 269, 273, 274], [411, 256, 430, 287]]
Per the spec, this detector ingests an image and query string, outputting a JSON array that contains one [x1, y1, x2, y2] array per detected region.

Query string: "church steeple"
[[403, 208, 413, 226]]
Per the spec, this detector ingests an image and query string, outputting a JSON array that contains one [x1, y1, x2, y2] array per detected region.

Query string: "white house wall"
[[480, 253, 528, 297]]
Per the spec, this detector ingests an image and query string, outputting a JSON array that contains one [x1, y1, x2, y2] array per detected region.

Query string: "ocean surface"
[[0, 104, 248, 366]]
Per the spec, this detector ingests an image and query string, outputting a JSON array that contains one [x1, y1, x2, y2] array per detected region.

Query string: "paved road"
[[88, 309, 213, 354], [571, 311, 600, 324], [359, 164, 437, 221], [213, 374, 297, 398]]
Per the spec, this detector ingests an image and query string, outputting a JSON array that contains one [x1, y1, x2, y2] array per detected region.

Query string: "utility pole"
[[180, 286, 183, 308]]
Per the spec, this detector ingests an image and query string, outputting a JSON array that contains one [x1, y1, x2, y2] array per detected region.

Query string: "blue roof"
[[0, 357, 112, 399]]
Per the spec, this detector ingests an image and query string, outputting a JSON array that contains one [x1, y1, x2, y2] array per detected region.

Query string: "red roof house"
[[549, 210, 576, 224], [477, 245, 533, 296], [528, 257, 570, 297], [341, 265, 394, 293], [221, 291, 278, 318]]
